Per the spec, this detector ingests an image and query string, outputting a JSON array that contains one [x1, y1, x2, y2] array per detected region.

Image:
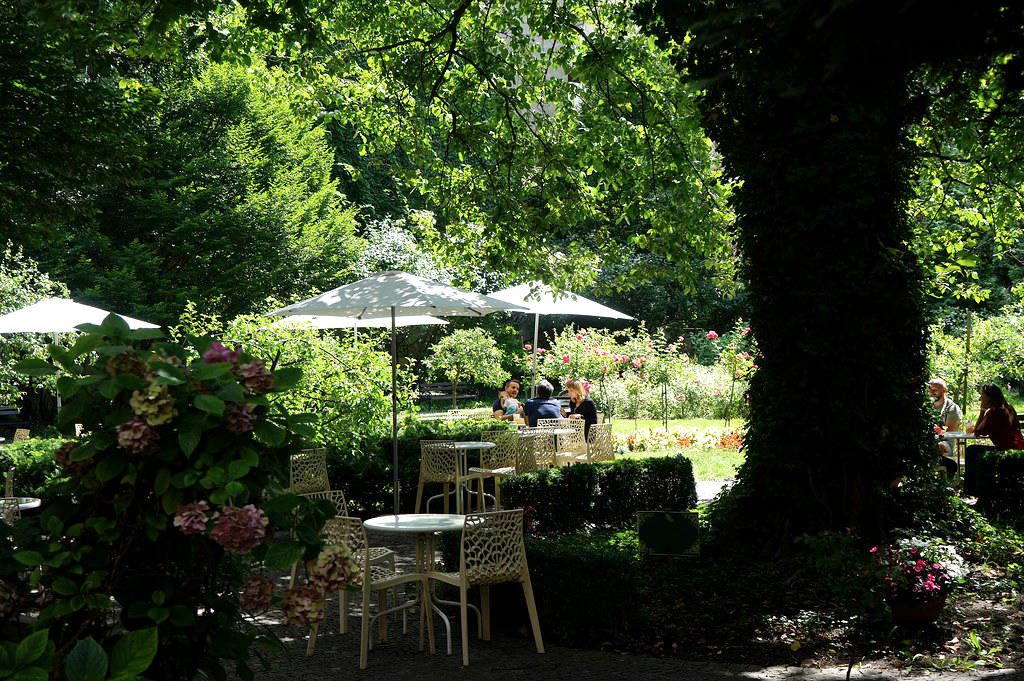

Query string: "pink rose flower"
[[240, 576, 274, 612], [706, 331, 719, 339], [174, 501, 210, 535], [742, 327, 751, 336], [210, 504, 268, 553], [575, 335, 582, 340], [561, 355, 570, 364], [203, 341, 241, 364], [524, 344, 532, 351]]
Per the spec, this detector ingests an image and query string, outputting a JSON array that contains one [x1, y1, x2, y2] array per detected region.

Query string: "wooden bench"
[[0, 406, 29, 430], [416, 382, 480, 402]]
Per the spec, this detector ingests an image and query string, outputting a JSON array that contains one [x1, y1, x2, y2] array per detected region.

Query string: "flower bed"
[[615, 425, 744, 453]]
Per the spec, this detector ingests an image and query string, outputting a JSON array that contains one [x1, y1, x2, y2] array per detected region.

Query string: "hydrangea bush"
[[0, 315, 350, 681]]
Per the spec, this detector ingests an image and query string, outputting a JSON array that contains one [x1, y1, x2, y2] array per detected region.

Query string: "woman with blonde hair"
[[564, 378, 598, 438]]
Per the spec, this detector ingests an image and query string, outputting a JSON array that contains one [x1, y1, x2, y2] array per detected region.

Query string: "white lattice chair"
[[291, 490, 395, 589], [415, 440, 485, 514], [521, 427, 557, 469], [577, 423, 614, 463], [468, 430, 519, 510], [428, 509, 544, 666], [289, 448, 330, 494], [305, 517, 429, 667]]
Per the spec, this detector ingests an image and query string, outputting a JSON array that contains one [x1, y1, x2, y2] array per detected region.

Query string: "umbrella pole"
[[531, 314, 539, 398], [391, 307, 400, 515]]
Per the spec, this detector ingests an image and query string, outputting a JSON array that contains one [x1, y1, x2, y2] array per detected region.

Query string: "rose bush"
[[1, 314, 347, 681]]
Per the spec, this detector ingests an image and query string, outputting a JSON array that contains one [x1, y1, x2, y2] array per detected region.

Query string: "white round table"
[[364, 514, 466, 656]]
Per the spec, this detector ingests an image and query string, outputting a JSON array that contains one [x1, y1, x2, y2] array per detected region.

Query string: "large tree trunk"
[[710, 77, 932, 548]]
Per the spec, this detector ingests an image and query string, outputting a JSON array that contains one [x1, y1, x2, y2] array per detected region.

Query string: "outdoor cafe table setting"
[[362, 513, 467, 654], [938, 430, 981, 465]]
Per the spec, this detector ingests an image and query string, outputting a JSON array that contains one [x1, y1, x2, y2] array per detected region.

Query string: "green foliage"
[[424, 329, 507, 406], [500, 455, 697, 536], [928, 312, 1024, 409], [0, 245, 70, 403], [33, 62, 363, 325], [0, 437, 63, 498], [0, 317, 329, 681], [172, 302, 411, 456]]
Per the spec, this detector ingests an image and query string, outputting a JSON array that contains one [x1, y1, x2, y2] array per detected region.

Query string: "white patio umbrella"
[[268, 271, 528, 514], [0, 297, 160, 408], [0, 297, 159, 333], [270, 314, 448, 332], [488, 281, 633, 397]]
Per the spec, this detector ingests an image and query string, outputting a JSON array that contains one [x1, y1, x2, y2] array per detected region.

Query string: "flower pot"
[[887, 592, 948, 625]]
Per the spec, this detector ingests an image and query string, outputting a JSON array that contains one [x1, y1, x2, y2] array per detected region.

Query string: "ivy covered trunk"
[[643, 0, 969, 550], [713, 76, 932, 547]]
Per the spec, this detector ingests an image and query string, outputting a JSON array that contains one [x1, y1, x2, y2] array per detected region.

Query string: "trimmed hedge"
[[438, 531, 664, 648], [501, 455, 697, 536], [972, 449, 1024, 518]]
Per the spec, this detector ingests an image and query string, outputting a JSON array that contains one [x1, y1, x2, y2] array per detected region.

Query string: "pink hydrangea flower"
[[310, 545, 359, 592], [210, 504, 268, 553], [116, 418, 160, 454], [706, 331, 719, 339], [203, 341, 241, 364], [234, 361, 274, 394], [225, 402, 256, 434], [174, 501, 210, 535], [240, 576, 274, 612], [282, 585, 326, 626]]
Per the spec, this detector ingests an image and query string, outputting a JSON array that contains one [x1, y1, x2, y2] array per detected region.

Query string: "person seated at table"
[[524, 379, 563, 427], [492, 378, 524, 421], [564, 378, 597, 438], [963, 384, 1024, 495], [928, 377, 962, 474]]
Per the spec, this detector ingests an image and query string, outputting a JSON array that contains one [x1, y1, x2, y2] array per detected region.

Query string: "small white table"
[[364, 513, 466, 655], [17, 497, 40, 511]]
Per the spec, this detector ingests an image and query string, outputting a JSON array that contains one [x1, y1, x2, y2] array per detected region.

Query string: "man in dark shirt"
[[492, 378, 525, 421], [524, 379, 564, 426]]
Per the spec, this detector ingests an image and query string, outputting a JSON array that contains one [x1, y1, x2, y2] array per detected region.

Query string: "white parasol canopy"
[[488, 281, 633, 397], [269, 270, 527, 319], [0, 297, 160, 333], [268, 271, 527, 514], [270, 314, 448, 329]]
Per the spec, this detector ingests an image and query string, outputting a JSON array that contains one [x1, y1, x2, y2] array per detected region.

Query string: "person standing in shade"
[[492, 378, 524, 422], [928, 377, 962, 474], [564, 377, 598, 439], [963, 384, 1024, 496], [524, 379, 563, 427]]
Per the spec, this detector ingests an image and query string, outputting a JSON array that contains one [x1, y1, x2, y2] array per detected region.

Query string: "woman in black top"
[[564, 378, 598, 438]]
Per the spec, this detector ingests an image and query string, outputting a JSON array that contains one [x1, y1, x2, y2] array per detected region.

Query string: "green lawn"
[[608, 417, 744, 481]]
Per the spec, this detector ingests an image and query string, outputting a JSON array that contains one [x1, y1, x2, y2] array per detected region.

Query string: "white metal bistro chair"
[[428, 509, 544, 666]]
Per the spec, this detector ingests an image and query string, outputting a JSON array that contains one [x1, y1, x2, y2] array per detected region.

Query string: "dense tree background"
[[3, 0, 1024, 551]]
